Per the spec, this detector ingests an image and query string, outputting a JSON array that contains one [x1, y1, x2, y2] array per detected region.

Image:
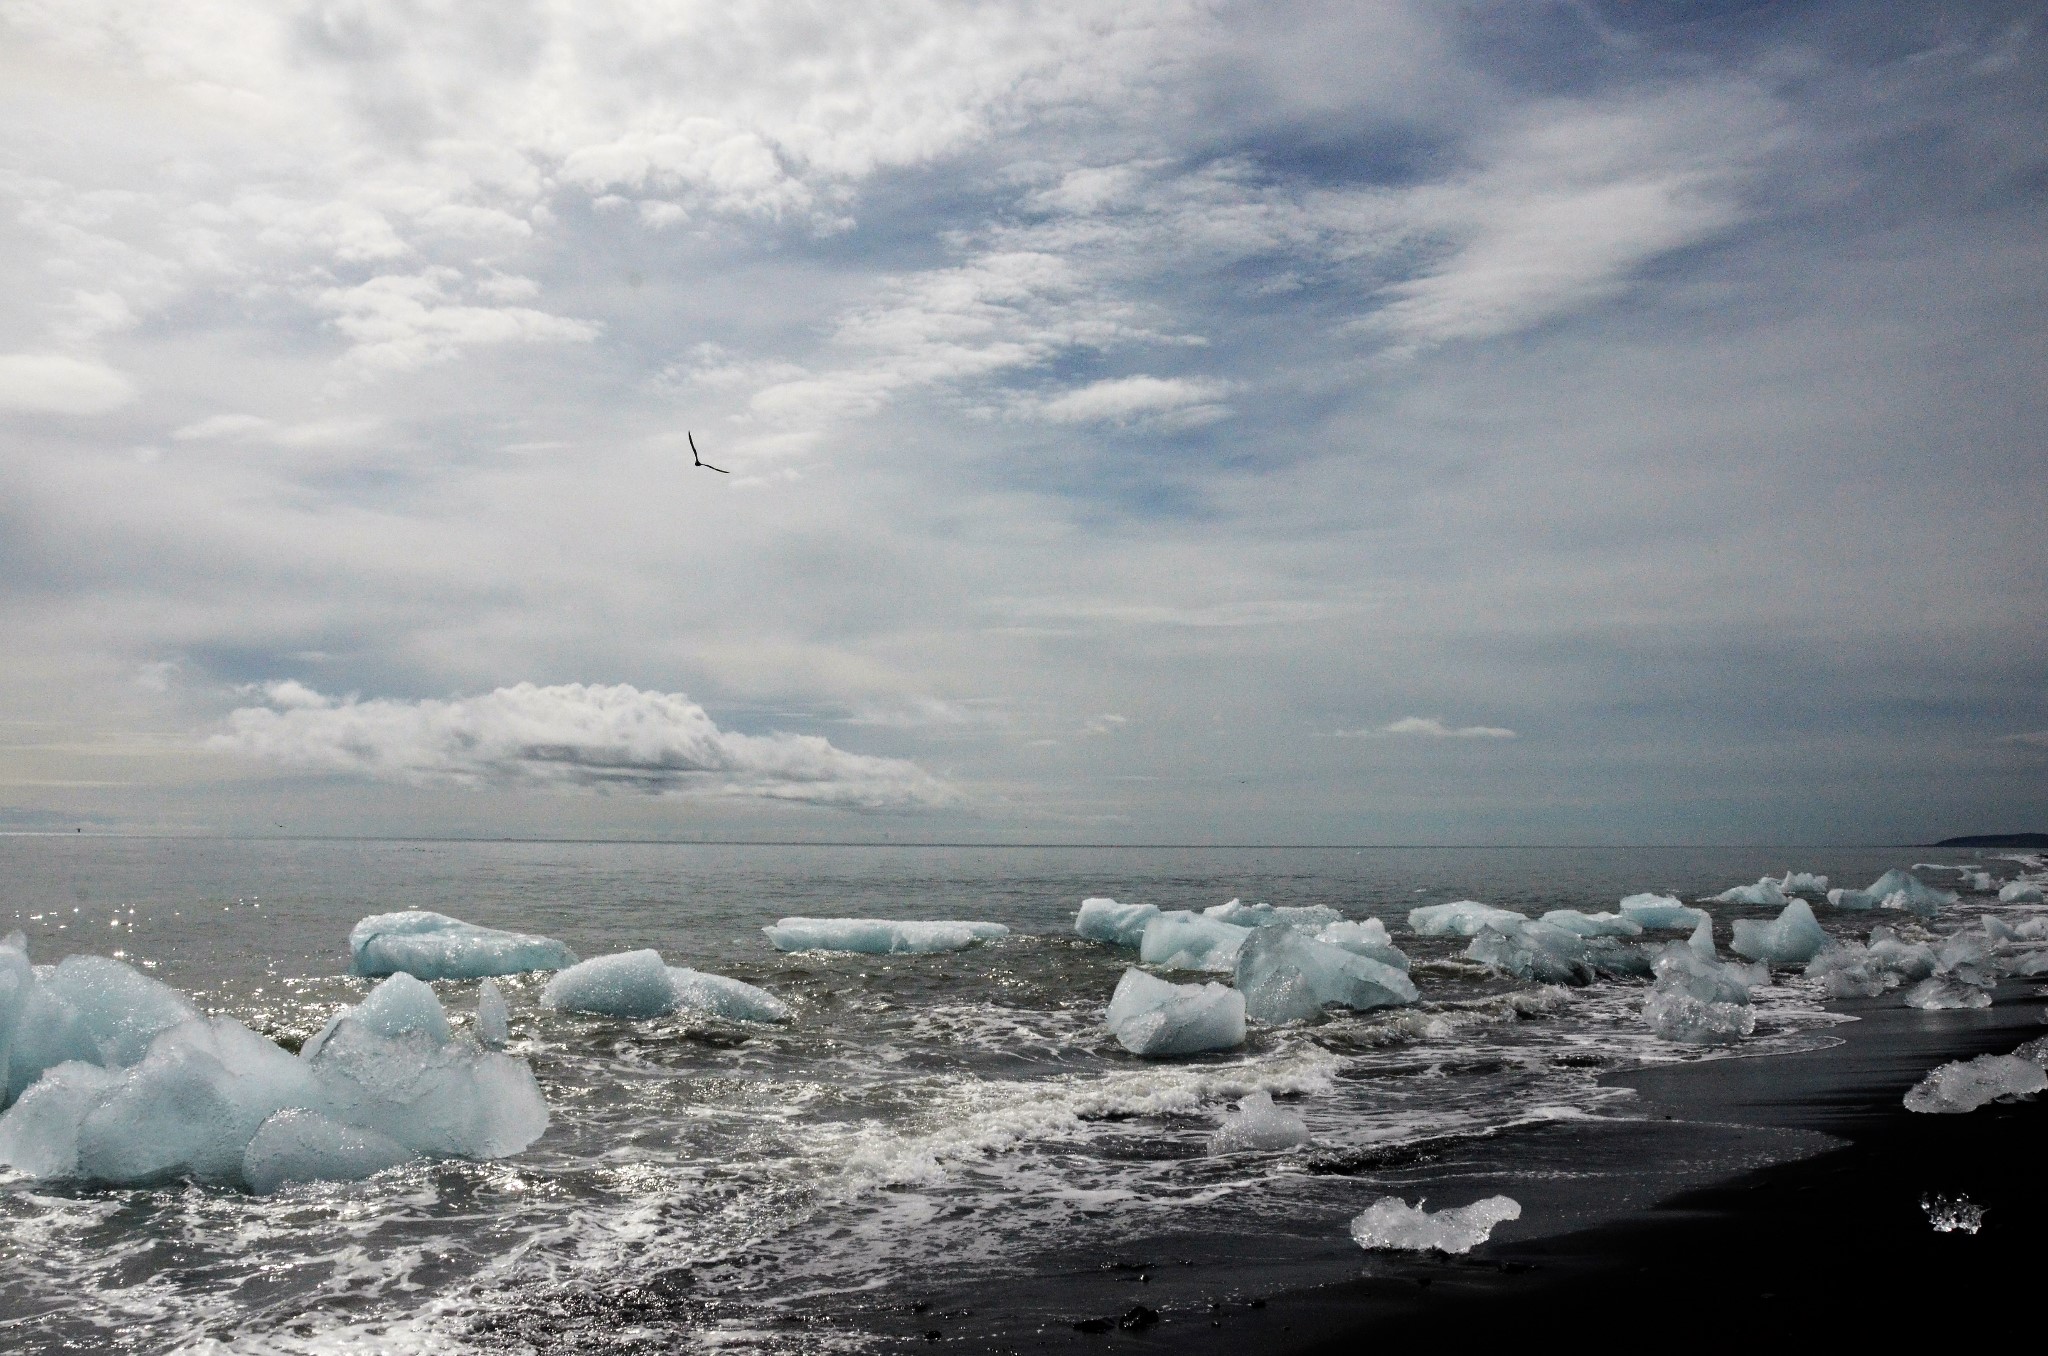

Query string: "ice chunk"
[[1204, 899, 1344, 930], [1466, 919, 1596, 985], [1314, 919, 1411, 970], [1137, 911, 1250, 972], [543, 950, 683, 1019], [477, 979, 510, 1049], [1407, 901, 1526, 938], [1804, 940, 1888, 998], [0, 935, 31, 1096], [1619, 893, 1710, 931], [348, 910, 577, 980], [1539, 910, 1643, 938], [1074, 898, 1160, 948], [1903, 1054, 2047, 1114], [1708, 878, 1790, 908], [1206, 1091, 1309, 1154], [1865, 926, 1937, 981], [1643, 987, 1756, 1045], [1643, 936, 1763, 1044], [243, 1108, 414, 1195], [1652, 941, 1761, 1006], [1999, 880, 2046, 904], [1831, 870, 1955, 919], [1350, 1195, 1521, 1254], [1902, 976, 1991, 1010], [1234, 925, 1417, 1024], [6, 952, 198, 1102], [0, 1060, 117, 1177], [1922, 1193, 1984, 1234], [1962, 871, 1993, 893], [667, 967, 789, 1023], [1103, 968, 1245, 1056], [1776, 871, 1829, 895], [764, 917, 1008, 954], [1729, 900, 1827, 965]]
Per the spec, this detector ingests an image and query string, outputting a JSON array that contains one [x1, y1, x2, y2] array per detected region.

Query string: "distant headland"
[[1931, 833, 2048, 848]]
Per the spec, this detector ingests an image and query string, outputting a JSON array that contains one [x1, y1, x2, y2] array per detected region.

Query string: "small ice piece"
[[1708, 878, 1790, 908], [1234, 925, 1417, 1024], [1642, 987, 1756, 1044], [1539, 909, 1643, 938], [1999, 880, 2046, 904], [1921, 1193, 1984, 1234], [1902, 976, 1992, 1010], [1204, 899, 1344, 930], [1103, 968, 1246, 1056], [348, 910, 577, 980], [1932, 929, 1997, 989], [1314, 919, 1411, 970], [763, 918, 1009, 954], [1776, 871, 1830, 895], [543, 950, 681, 1018], [1865, 927, 1937, 982], [477, 979, 510, 1049], [1074, 899, 1160, 948], [242, 1107, 415, 1195], [1903, 1054, 2048, 1113], [667, 967, 790, 1023], [1618, 893, 1711, 931], [1832, 870, 1955, 919], [1465, 919, 1596, 985], [1804, 940, 1887, 998], [1206, 1091, 1309, 1154], [1349, 1195, 1521, 1254], [1137, 911, 1251, 972], [1407, 901, 1527, 938], [1728, 900, 1827, 965], [1962, 871, 1993, 893]]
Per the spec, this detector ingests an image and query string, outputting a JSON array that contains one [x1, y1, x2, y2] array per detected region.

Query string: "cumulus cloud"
[[213, 681, 954, 810], [1339, 717, 1518, 740], [313, 272, 600, 374], [1029, 375, 1233, 429], [0, 353, 136, 414]]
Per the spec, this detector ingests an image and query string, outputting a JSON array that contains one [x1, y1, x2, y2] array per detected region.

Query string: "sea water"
[[0, 839, 1982, 1351]]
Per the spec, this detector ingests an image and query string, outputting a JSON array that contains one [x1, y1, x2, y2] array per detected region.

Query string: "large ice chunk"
[[243, 1108, 414, 1195], [1708, 878, 1790, 908], [1618, 893, 1710, 931], [1350, 1195, 1521, 1254], [1643, 987, 1755, 1044], [1074, 898, 1160, 948], [1314, 918, 1411, 970], [1103, 968, 1245, 1056], [1207, 1091, 1309, 1154], [6, 952, 197, 1102], [1465, 919, 1596, 985], [1539, 910, 1643, 938], [1407, 901, 1526, 938], [764, 918, 1008, 954], [543, 950, 788, 1023], [1204, 899, 1344, 930], [1828, 870, 1955, 918], [1234, 925, 1416, 1024], [667, 967, 790, 1023], [1729, 900, 1827, 965], [1642, 937, 1764, 1044], [1903, 1054, 2048, 1114], [1999, 880, 2046, 904], [1138, 911, 1251, 972], [348, 911, 577, 980], [1776, 871, 1829, 895]]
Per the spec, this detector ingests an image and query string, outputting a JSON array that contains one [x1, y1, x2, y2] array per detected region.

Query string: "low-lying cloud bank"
[[215, 681, 954, 811]]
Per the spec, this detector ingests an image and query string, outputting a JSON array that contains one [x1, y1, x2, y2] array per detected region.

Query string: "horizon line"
[[0, 831, 1991, 850]]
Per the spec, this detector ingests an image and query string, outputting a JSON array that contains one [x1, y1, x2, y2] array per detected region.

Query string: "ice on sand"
[[1827, 870, 1956, 918], [1207, 1091, 1309, 1154], [1350, 1195, 1521, 1254], [1074, 898, 1159, 948], [1407, 901, 1526, 938], [1103, 968, 1245, 1056], [543, 950, 788, 1022], [1729, 900, 1827, 965], [1539, 910, 1643, 938], [348, 910, 577, 980], [1138, 912, 1251, 972], [1999, 880, 2045, 904], [477, 979, 510, 1048], [1618, 893, 1710, 931], [1234, 925, 1417, 1024], [764, 917, 1008, 954], [1204, 899, 1344, 930], [1904, 1053, 2047, 1114], [1314, 918, 1411, 970], [1708, 878, 1790, 908]]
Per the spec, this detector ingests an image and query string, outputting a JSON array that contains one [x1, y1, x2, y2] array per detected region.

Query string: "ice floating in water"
[[1350, 1195, 1521, 1254], [1865, 926, 1938, 982], [1708, 877, 1790, 909], [1407, 901, 1526, 938], [1776, 871, 1829, 895], [763, 917, 1008, 954], [1999, 880, 2046, 904], [1729, 900, 1827, 966], [1921, 1193, 1984, 1234], [2, 941, 196, 1103], [1074, 898, 1160, 949], [1828, 870, 1956, 918], [1642, 987, 1755, 1044], [1103, 968, 1245, 1056], [543, 950, 788, 1022], [1642, 930, 1764, 1045], [1466, 919, 1595, 985], [1138, 911, 1251, 972], [1539, 910, 1643, 938], [1203, 899, 1344, 930], [1206, 1091, 1309, 1154], [1619, 893, 1710, 931], [1233, 925, 1416, 1024], [1314, 918, 1411, 970], [1962, 871, 1993, 893], [1904, 1053, 2047, 1114], [348, 911, 577, 980], [243, 1108, 413, 1196], [476, 979, 510, 1049]]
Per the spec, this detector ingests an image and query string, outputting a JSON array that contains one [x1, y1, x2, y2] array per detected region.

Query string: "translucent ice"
[[543, 950, 788, 1022], [6, 951, 197, 1102], [477, 979, 510, 1049], [243, 1108, 414, 1195], [1204, 899, 1344, 930], [1922, 1193, 1984, 1234], [1539, 910, 1643, 938], [1103, 968, 1246, 1057], [1729, 900, 1827, 965], [1902, 976, 1991, 1010], [1350, 1195, 1521, 1254], [1137, 911, 1251, 972], [1407, 901, 1526, 938], [1206, 1091, 1309, 1154], [1466, 919, 1597, 985], [1074, 898, 1160, 948], [1314, 918, 1411, 970], [348, 910, 577, 980], [1803, 941, 1888, 998], [1234, 925, 1417, 1024], [1709, 878, 1790, 909], [1903, 1054, 2047, 1114], [667, 966, 790, 1023], [1865, 926, 1937, 982], [1830, 870, 1955, 918], [1776, 872, 1830, 895], [1643, 936, 1763, 1044], [1619, 893, 1710, 931], [1651, 941, 1762, 1006], [1999, 880, 2045, 904], [1642, 987, 1755, 1044], [764, 917, 1008, 954]]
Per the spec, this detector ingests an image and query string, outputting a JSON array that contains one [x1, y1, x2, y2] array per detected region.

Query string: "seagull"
[[689, 432, 728, 474]]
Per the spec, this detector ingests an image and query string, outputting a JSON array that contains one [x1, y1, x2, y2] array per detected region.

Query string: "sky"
[[1, 0, 2044, 845]]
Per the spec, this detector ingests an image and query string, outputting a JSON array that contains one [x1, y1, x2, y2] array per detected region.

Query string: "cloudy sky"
[[2, 0, 2043, 844]]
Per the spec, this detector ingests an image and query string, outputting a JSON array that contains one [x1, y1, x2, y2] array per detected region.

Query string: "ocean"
[[0, 837, 2007, 1352]]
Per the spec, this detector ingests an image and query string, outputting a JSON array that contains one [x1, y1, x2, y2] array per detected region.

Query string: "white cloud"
[[213, 681, 954, 810], [0, 353, 136, 414], [1030, 375, 1233, 429], [313, 271, 599, 374], [1340, 717, 1518, 740]]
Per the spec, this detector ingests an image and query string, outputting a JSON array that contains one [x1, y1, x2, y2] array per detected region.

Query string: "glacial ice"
[[764, 917, 1009, 954], [1652, 940, 1762, 1006], [243, 1108, 414, 1195], [1618, 893, 1710, 931], [1776, 872, 1830, 895], [348, 910, 577, 980], [1865, 926, 1938, 982], [1466, 919, 1597, 985], [1902, 977, 1991, 1010], [1642, 936, 1764, 1044], [1204, 899, 1344, 930], [5, 951, 196, 1101], [1729, 900, 1827, 965], [1708, 878, 1790, 909], [1828, 870, 1955, 918], [1804, 941, 1889, 998], [1643, 987, 1756, 1044], [1963, 871, 1993, 893], [477, 979, 510, 1049], [1350, 1195, 1521, 1254], [1407, 901, 1526, 938], [1138, 911, 1251, 972], [1233, 925, 1417, 1024], [543, 950, 788, 1022], [1539, 910, 1643, 938], [1103, 968, 1245, 1056], [1999, 880, 2046, 904], [1074, 898, 1160, 949], [1314, 918, 1411, 970], [1206, 1090, 1309, 1154], [1903, 1053, 2048, 1114]]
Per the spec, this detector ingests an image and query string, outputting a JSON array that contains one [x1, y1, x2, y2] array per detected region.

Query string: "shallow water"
[[0, 839, 2012, 1352]]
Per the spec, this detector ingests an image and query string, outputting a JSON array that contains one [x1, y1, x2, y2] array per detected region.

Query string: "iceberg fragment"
[[1643, 987, 1755, 1044], [1314, 918, 1411, 970], [1103, 968, 1245, 1057], [1829, 870, 1955, 918], [1466, 919, 1596, 985], [1998, 880, 2045, 904], [348, 910, 577, 980], [1407, 901, 1526, 938], [1206, 1091, 1309, 1154], [6, 952, 197, 1102], [243, 1108, 414, 1195], [1233, 925, 1416, 1024], [1350, 1195, 1521, 1254], [1902, 976, 1991, 1010], [1776, 871, 1829, 895], [543, 950, 787, 1022], [764, 917, 1008, 954], [1903, 1054, 2047, 1114], [1729, 900, 1827, 965], [1204, 899, 1343, 930], [1539, 909, 1643, 938], [1708, 878, 1790, 908], [1642, 936, 1764, 1044], [1074, 898, 1160, 948], [1865, 926, 1937, 982], [1618, 893, 1710, 931], [477, 979, 510, 1049], [1137, 911, 1251, 972], [667, 967, 790, 1023], [1804, 941, 1888, 998]]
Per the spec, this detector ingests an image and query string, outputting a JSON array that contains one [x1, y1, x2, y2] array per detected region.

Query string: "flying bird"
[[689, 432, 728, 474]]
